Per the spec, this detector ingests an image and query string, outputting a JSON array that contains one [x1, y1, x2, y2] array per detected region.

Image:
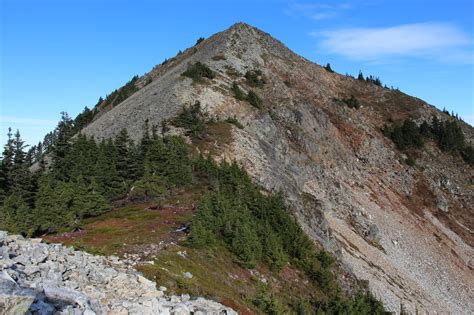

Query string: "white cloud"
[[0, 116, 57, 127], [289, 2, 351, 21], [312, 22, 473, 62]]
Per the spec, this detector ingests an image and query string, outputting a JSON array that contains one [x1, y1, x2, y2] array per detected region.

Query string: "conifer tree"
[[114, 129, 135, 182], [95, 140, 124, 199], [0, 192, 35, 236], [52, 112, 74, 180], [1, 128, 14, 192]]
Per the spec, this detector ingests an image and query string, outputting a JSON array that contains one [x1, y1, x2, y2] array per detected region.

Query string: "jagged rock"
[[29, 299, 56, 314], [0, 231, 236, 314], [0, 271, 36, 314], [43, 283, 90, 309]]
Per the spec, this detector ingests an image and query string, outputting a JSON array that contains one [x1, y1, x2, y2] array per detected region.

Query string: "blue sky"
[[1, 0, 473, 146]]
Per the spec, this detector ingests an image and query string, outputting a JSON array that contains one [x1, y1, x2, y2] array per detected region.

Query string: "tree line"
[[383, 116, 473, 165]]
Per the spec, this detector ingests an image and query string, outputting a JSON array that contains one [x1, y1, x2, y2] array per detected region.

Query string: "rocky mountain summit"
[[0, 231, 236, 314], [76, 22, 473, 313]]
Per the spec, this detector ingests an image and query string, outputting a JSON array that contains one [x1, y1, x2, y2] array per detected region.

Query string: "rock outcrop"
[[0, 231, 235, 315]]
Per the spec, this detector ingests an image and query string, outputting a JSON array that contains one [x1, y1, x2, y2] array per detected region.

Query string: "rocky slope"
[[0, 231, 236, 314], [79, 23, 474, 313]]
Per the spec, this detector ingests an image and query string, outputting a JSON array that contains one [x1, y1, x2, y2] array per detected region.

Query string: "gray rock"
[[43, 283, 89, 309], [171, 303, 191, 315], [437, 194, 449, 212], [0, 271, 36, 314], [29, 299, 57, 314]]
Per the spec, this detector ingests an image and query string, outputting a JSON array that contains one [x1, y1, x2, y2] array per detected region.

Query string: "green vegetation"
[[188, 157, 333, 286], [342, 95, 361, 109], [0, 119, 193, 235], [245, 69, 265, 87], [1, 108, 388, 313], [169, 101, 209, 139], [247, 90, 263, 109], [230, 82, 263, 109], [195, 37, 205, 45], [324, 63, 334, 73], [181, 62, 215, 82], [101, 75, 139, 108], [225, 116, 244, 129], [383, 119, 423, 150], [383, 116, 473, 165], [231, 81, 246, 101]]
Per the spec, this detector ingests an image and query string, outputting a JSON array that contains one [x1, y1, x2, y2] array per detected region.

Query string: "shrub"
[[247, 90, 263, 109], [342, 95, 360, 109], [461, 146, 474, 166], [102, 75, 139, 108], [129, 174, 166, 203], [231, 82, 246, 101], [245, 70, 265, 87], [170, 102, 208, 139], [225, 117, 244, 129], [387, 119, 423, 150], [324, 63, 334, 73], [195, 37, 205, 45], [405, 156, 416, 166], [181, 62, 215, 82]]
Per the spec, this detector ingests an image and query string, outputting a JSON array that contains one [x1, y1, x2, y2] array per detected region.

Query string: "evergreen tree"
[[34, 176, 75, 232], [70, 176, 110, 225], [324, 63, 334, 73], [1, 128, 14, 192], [10, 130, 34, 206], [0, 192, 35, 236], [51, 112, 74, 180], [95, 139, 124, 199], [66, 134, 98, 180], [114, 129, 134, 182]]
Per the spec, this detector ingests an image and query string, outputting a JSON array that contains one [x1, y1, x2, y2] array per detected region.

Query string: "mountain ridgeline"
[[1, 23, 473, 313]]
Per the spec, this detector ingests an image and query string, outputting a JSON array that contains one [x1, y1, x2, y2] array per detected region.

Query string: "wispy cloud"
[[311, 22, 473, 63], [287, 2, 351, 21], [0, 116, 57, 127]]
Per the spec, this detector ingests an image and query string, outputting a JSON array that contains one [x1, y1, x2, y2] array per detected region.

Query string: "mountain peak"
[[78, 23, 473, 314]]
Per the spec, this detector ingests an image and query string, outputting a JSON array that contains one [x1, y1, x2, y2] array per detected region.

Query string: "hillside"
[[76, 23, 474, 313], [2, 22, 473, 314]]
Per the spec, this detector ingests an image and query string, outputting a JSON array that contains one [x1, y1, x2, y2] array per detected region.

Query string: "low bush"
[[225, 117, 244, 129], [342, 95, 360, 109], [247, 90, 263, 109], [181, 62, 215, 82], [245, 70, 265, 87]]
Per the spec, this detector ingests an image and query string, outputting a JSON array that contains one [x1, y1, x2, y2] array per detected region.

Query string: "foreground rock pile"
[[0, 231, 236, 314]]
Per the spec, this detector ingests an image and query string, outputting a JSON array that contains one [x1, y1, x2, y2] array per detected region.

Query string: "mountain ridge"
[[76, 22, 473, 313], [19, 22, 474, 313]]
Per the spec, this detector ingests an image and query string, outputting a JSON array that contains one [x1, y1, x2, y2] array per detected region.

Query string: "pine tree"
[[35, 176, 75, 232], [10, 130, 34, 206], [324, 63, 334, 73], [0, 192, 35, 236], [66, 134, 98, 180], [1, 128, 14, 192], [95, 139, 124, 199], [357, 71, 364, 81], [51, 112, 74, 180], [70, 176, 110, 225], [115, 129, 130, 177]]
